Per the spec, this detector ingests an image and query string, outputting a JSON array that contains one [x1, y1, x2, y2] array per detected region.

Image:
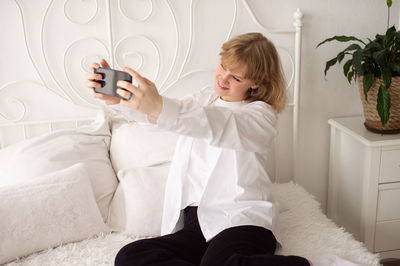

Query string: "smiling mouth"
[[218, 81, 229, 90]]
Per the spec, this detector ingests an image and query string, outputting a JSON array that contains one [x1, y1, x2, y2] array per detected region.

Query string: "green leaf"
[[365, 40, 383, 51], [343, 43, 362, 52], [343, 59, 353, 76], [363, 74, 375, 101], [347, 71, 354, 83], [377, 84, 391, 126], [337, 52, 345, 63], [316, 35, 366, 48], [382, 68, 392, 88], [353, 50, 363, 73], [387, 0, 392, 8], [375, 34, 386, 43], [384, 26, 396, 46], [324, 57, 338, 76], [386, 25, 396, 36], [373, 49, 388, 70]]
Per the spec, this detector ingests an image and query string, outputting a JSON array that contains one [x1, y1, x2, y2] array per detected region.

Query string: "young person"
[[86, 32, 312, 266]]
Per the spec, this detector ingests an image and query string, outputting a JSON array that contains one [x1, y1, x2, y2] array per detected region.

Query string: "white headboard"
[[0, 0, 303, 183]]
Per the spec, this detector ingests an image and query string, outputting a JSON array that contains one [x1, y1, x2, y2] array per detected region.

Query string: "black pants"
[[115, 207, 310, 266]]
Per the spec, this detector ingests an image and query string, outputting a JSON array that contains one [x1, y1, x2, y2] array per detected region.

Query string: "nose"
[[220, 72, 230, 84]]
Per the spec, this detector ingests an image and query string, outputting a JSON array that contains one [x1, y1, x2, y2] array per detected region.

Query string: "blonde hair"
[[219, 32, 287, 113]]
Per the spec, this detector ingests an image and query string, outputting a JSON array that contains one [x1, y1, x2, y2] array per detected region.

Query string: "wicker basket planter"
[[358, 76, 400, 134]]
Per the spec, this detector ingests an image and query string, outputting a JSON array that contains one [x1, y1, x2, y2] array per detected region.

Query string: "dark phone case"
[[93, 67, 132, 99]]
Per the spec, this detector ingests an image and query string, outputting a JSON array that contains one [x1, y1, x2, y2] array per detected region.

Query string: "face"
[[214, 63, 257, 102]]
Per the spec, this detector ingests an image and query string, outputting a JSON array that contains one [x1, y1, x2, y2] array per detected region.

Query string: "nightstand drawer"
[[377, 184, 400, 221], [375, 220, 400, 252], [380, 149, 400, 183]]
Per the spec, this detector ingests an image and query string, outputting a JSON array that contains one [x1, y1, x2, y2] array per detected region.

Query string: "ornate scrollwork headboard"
[[0, 0, 303, 182]]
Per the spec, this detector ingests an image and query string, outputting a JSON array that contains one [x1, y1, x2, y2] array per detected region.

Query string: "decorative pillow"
[[0, 113, 117, 221], [0, 164, 109, 265], [110, 120, 179, 172], [108, 165, 170, 237]]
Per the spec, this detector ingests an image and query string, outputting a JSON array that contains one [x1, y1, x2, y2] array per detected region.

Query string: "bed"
[[0, 1, 381, 265]]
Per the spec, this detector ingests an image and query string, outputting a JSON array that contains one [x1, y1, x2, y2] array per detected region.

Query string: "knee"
[[114, 240, 149, 266], [114, 243, 132, 266]]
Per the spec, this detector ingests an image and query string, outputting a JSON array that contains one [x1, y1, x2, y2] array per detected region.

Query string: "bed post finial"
[[293, 8, 303, 28]]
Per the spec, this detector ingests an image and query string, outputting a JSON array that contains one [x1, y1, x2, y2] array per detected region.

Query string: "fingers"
[[85, 80, 102, 89], [89, 62, 100, 72], [123, 67, 148, 85], [93, 89, 121, 103], [86, 59, 108, 90], [85, 73, 103, 81], [118, 66, 153, 96], [100, 58, 111, 68], [89, 58, 110, 72], [115, 69, 141, 106], [116, 80, 142, 95], [115, 88, 131, 100], [86, 59, 120, 105]]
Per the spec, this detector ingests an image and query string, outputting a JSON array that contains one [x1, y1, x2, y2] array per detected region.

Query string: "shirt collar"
[[214, 96, 247, 107]]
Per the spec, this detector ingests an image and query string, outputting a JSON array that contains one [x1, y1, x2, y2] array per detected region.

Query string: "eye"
[[220, 63, 225, 70], [233, 76, 241, 82]]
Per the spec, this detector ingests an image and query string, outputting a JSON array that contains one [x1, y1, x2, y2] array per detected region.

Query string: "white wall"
[[290, 0, 399, 211], [1, 0, 398, 212]]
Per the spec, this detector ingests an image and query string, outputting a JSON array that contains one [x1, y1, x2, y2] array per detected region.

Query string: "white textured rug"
[[5, 182, 381, 266]]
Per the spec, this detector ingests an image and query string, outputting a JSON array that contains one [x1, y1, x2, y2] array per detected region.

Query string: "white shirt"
[[110, 89, 281, 245], [182, 97, 247, 208]]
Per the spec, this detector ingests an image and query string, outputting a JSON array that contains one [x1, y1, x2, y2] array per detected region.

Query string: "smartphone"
[[93, 67, 132, 100]]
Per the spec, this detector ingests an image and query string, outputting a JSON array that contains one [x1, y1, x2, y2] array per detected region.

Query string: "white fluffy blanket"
[[5, 182, 380, 266]]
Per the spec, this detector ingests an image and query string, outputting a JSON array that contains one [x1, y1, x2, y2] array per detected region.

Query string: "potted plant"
[[317, 0, 400, 134]]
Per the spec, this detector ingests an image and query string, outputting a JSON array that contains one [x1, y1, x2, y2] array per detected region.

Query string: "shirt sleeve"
[[156, 93, 278, 153], [107, 104, 149, 124]]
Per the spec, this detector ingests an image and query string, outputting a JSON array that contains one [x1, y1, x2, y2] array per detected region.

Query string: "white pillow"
[[110, 121, 179, 172], [0, 114, 117, 221], [0, 164, 109, 264], [108, 165, 169, 237]]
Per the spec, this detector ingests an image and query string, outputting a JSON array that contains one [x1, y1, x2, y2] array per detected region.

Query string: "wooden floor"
[[382, 259, 400, 266]]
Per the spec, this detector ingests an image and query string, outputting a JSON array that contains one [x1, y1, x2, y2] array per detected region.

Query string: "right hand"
[[84, 59, 121, 105]]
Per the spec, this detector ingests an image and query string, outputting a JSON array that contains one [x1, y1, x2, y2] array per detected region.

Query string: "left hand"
[[116, 67, 163, 120], [85, 59, 121, 106]]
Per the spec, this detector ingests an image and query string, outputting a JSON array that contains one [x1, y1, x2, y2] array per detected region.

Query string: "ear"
[[250, 84, 259, 89]]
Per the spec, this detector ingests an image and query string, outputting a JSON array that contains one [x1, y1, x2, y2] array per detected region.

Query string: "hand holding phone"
[[93, 67, 133, 100], [85, 59, 163, 122]]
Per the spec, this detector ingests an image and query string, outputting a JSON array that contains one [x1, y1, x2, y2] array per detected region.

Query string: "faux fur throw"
[[5, 182, 380, 266]]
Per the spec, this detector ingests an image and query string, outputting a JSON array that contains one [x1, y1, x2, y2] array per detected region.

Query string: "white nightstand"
[[328, 116, 400, 260]]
